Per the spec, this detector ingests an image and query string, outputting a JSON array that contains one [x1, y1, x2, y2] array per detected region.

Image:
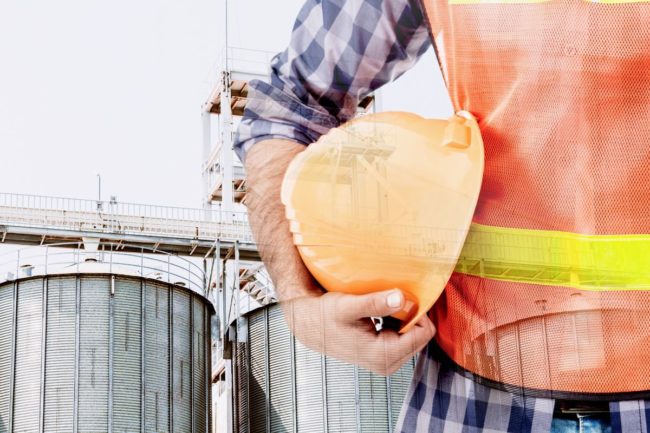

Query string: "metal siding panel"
[[0, 274, 208, 433], [248, 310, 267, 433], [267, 306, 293, 433], [43, 277, 76, 432], [172, 289, 191, 433], [236, 340, 249, 433], [78, 276, 110, 433], [145, 282, 170, 433], [192, 299, 207, 433], [358, 369, 389, 433], [294, 340, 324, 433], [243, 304, 415, 433], [389, 359, 415, 432], [13, 278, 43, 432], [0, 282, 14, 428], [113, 278, 142, 432], [324, 357, 357, 433]]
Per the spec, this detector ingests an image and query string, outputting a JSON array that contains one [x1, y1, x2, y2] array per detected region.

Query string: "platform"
[[0, 193, 260, 260]]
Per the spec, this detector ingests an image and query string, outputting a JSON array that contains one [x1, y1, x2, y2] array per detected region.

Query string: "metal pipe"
[[321, 352, 329, 433], [290, 333, 297, 433], [39, 277, 49, 433], [205, 308, 212, 433], [8, 281, 18, 432], [73, 277, 80, 433], [246, 315, 250, 433], [202, 112, 212, 212], [386, 375, 393, 431], [264, 308, 271, 433], [108, 275, 115, 433], [141, 280, 146, 432], [231, 329, 237, 433], [190, 295, 195, 433], [224, 0, 229, 71], [169, 287, 174, 432], [354, 365, 361, 433], [234, 242, 240, 325], [202, 259, 208, 299]]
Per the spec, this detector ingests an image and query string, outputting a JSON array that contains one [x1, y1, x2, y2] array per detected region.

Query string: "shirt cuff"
[[234, 80, 339, 163]]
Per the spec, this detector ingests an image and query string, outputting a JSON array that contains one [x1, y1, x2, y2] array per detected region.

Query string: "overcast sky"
[[0, 0, 451, 209]]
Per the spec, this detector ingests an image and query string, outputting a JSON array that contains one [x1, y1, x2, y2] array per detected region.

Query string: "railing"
[[0, 192, 254, 243], [205, 144, 247, 180], [0, 242, 207, 296], [225, 46, 276, 78], [211, 46, 276, 84], [0, 192, 228, 220], [204, 151, 247, 199]]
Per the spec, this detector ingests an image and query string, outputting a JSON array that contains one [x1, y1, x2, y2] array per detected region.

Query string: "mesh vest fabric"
[[421, 0, 650, 398]]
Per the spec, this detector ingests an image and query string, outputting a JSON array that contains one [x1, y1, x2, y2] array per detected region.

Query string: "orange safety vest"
[[421, 0, 650, 398]]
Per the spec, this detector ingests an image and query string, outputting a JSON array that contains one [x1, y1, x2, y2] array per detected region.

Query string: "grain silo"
[[229, 303, 415, 433], [0, 245, 213, 433]]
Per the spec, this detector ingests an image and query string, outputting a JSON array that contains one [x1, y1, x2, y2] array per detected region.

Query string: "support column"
[[8, 282, 18, 433], [38, 278, 49, 433], [202, 112, 213, 215], [220, 70, 235, 221]]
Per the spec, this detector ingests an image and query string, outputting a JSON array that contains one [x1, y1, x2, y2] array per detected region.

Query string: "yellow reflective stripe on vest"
[[448, 0, 549, 3], [455, 223, 650, 290], [590, 0, 650, 3], [449, 0, 649, 3]]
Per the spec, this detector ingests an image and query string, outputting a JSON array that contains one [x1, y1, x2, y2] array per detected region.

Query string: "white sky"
[[0, 0, 451, 209]]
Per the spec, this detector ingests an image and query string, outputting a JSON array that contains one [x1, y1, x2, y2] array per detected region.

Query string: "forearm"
[[243, 139, 435, 373], [244, 139, 322, 300]]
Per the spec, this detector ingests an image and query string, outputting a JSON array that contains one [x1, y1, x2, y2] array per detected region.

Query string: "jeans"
[[551, 415, 612, 433]]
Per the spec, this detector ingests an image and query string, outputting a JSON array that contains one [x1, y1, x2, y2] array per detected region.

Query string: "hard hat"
[[281, 111, 484, 333]]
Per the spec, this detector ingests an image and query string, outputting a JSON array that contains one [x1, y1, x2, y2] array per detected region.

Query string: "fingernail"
[[386, 290, 403, 309]]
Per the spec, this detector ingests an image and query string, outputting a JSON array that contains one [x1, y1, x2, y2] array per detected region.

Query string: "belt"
[[553, 399, 610, 419]]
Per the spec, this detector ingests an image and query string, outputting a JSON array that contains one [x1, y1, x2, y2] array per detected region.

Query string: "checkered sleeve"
[[234, 0, 431, 162]]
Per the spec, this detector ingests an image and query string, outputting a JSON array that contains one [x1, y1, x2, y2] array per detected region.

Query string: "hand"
[[282, 288, 436, 376], [244, 139, 435, 375]]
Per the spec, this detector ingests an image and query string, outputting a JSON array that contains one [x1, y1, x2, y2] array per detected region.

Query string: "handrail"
[[0, 242, 207, 297], [0, 192, 254, 244], [0, 192, 247, 221]]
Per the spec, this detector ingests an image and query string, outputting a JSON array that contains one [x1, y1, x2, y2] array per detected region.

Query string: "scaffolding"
[[201, 46, 275, 210]]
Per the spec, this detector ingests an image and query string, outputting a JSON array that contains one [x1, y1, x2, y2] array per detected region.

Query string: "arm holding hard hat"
[[244, 139, 435, 376], [235, 0, 436, 375]]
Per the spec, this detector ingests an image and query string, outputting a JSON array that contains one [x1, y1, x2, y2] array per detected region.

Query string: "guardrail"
[[211, 46, 276, 83], [0, 192, 254, 243], [0, 242, 207, 296]]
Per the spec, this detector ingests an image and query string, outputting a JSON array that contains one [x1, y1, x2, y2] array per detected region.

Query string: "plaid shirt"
[[234, 0, 650, 431]]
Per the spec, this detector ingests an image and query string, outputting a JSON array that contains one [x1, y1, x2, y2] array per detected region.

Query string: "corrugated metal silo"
[[233, 303, 415, 433], [0, 267, 212, 433]]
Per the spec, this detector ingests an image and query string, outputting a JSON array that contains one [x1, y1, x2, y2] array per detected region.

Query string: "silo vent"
[[19, 264, 34, 278]]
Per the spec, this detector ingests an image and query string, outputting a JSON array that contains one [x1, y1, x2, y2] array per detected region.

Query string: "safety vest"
[[421, 0, 650, 398]]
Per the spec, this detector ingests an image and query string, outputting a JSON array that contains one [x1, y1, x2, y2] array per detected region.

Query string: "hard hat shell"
[[282, 111, 484, 332]]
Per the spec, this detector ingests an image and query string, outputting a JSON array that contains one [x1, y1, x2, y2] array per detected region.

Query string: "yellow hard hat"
[[282, 111, 484, 332]]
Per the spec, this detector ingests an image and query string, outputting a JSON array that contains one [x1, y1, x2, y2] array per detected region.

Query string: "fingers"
[[335, 289, 405, 322], [366, 315, 436, 375], [395, 315, 436, 360], [287, 290, 436, 376], [355, 310, 435, 376]]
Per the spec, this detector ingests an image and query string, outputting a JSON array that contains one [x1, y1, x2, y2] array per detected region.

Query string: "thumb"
[[337, 289, 405, 322]]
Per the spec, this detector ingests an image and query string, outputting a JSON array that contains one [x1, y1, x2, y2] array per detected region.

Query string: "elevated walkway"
[[0, 193, 260, 261]]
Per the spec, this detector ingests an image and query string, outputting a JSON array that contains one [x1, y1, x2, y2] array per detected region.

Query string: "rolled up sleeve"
[[234, 0, 431, 163]]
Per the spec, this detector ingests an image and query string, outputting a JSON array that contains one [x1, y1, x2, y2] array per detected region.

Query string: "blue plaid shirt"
[[234, 1, 650, 431]]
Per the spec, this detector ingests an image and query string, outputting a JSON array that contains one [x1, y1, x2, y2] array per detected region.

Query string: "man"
[[235, 0, 650, 432]]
